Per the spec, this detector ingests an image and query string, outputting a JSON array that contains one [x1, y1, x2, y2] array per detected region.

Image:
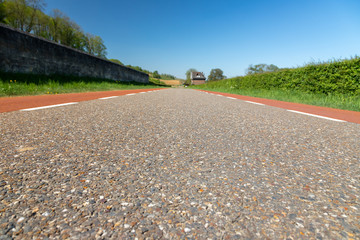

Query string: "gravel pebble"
[[0, 88, 359, 239]]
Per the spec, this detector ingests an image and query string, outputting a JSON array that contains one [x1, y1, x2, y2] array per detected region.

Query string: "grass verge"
[[191, 86, 360, 112], [0, 72, 167, 97]]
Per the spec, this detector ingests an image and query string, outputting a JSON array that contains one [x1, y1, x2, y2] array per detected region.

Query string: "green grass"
[[190, 87, 360, 112], [0, 72, 167, 97]]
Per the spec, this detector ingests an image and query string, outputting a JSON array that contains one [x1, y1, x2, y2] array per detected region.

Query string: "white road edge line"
[[98, 96, 118, 100], [126, 93, 136, 96], [245, 101, 265, 106], [287, 110, 347, 122], [20, 102, 78, 111], [226, 97, 237, 100], [139, 92, 146, 94]]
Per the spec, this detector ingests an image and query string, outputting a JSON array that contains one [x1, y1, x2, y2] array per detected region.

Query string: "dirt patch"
[[161, 80, 182, 86]]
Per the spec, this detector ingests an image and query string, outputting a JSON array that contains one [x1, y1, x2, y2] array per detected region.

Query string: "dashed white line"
[[126, 93, 136, 96], [98, 96, 118, 100], [245, 101, 265, 106], [287, 110, 346, 122], [202, 91, 348, 123], [20, 102, 78, 111], [139, 92, 146, 94]]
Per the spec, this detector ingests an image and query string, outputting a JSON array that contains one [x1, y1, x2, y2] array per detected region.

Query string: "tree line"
[[125, 67, 176, 80], [0, 0, 178, 80], [185, 64, 281, 85], [0, 0, 107, 58]]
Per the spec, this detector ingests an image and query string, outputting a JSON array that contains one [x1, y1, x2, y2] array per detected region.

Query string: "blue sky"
[[44, 0, 360, 79]]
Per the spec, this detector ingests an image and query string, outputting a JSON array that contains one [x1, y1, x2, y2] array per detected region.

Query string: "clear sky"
[[44, 0, 360, 79]]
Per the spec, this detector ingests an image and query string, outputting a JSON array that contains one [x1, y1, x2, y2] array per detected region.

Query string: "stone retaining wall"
[[0, 24, 149, 83]]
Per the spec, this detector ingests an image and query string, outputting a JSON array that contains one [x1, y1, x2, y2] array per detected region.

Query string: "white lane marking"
[[98, 96, 118, 100], [226, 97, 237, 100], [20, 102, 78, 111], [287, 110, 347, 122], [139, 92, 146, 94], [126, 93, 136, 96], [245, 101, 265, 106], [216, 94, 223, 96]]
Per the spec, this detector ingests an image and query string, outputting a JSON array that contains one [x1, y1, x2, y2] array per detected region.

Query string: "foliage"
[[246, 64, 279, 75], [185, 68, 197, 85], [109, 59, 123, 65], [149, 77, 167, 86], [208, 68, 226, 81], [83, 33, 107, 58], [2, 0, 107, 57], [191, 57, 360, 111], [126, 65, 151, 75], [0, 0, 7, 23], [160, 73, 176, 80], [124, 66, 175, 82], [3, 0, 46, 32], [1, 0, 177, 85], [196, 58, 360, 95], [152, 70, 161, 79], [184, 79, 191, 86], [186, 68, 197, 81]]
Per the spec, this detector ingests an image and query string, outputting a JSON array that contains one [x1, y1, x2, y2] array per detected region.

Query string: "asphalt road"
[[0, 88, 359, 239]]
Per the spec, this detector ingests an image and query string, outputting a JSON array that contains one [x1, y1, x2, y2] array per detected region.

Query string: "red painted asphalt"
[[197, 90, 360, 124], [0, 88, 163, 113]]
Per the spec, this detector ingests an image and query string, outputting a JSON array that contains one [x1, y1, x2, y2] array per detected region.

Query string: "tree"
[[246, 64, 279, 75], [0, 0, 6, 23], [32, 9, 51, 39], [208, 68, 226, 81], [152, 70, 161, 79], [186, 68, 197, 81], [2, 0, 108, 57], [185, 68, 197, 85], [3, 0, 45, 32], [84, 33, 107, 58]]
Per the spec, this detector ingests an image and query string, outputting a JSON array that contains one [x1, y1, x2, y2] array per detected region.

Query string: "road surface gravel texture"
[[0, 88, 359, 239]]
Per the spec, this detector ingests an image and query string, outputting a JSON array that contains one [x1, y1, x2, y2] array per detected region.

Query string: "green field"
[[191, 58, 360, 112], [0, 72, 167, 97]]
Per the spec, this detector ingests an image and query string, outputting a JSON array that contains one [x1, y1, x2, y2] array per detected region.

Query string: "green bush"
[[197, 57, 360, 96], [191, 58, 360, 111]]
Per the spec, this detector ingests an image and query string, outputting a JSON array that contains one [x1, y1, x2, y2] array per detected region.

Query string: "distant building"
[[191, 72, 206, 85]]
